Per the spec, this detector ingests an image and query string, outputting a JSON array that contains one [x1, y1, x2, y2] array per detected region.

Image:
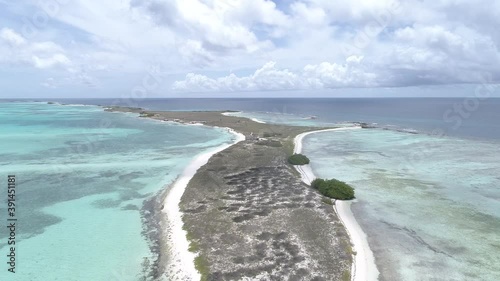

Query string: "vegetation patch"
[[287, 154, 310, 165], [194, 256, 209, 281], [342, 270, 351, 281], [311, 178, 355, 200], [183, 225, 200, 252], [188, 240, 199, 252]]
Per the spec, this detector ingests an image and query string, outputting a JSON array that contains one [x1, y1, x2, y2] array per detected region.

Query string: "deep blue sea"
[[1, 98, 499, 281]]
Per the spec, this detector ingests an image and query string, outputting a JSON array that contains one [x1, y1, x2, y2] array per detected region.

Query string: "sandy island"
[[106, 107, 365, 280], [162, 128, 245, 280], [293, 128, 380, 281]]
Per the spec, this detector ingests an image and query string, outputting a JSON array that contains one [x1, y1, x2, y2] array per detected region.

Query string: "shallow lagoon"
[[303, 129, 500, 280], [0, 102, 235, 281], [221, 107, 500, 279]]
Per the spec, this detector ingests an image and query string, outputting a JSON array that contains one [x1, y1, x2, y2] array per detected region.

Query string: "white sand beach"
[[221, 112, 267, 124], [250, 117, 266, 124], [163, 129, 245, 280], [293, 127, 380, 281]]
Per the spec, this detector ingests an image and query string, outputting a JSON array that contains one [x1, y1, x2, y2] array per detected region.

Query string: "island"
[[107, 107, 356, 281]]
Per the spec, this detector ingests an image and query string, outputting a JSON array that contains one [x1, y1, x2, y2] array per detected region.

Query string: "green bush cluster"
[[287, 154, 310, 165], [311, 178, 355, 200]]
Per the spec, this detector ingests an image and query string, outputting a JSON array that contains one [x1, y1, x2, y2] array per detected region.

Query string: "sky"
[[0, 0, 499, 98]]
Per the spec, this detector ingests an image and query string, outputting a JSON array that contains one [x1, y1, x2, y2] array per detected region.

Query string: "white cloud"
[[290, 2, 327, 27], [0, 27, 71, 69], [0, 28, 26, 46], [172, 61, 301, 92], [307, 0, 402, 23], [303, 56, 377, 88], [32, 54, 71, 69], [178, 40, 216, 67], [131, 0, 287, 64], [379, 24, 500, 85], [2, 0, 500, 96], [173, 57, 376, 92], [41, 77, 57, 88]]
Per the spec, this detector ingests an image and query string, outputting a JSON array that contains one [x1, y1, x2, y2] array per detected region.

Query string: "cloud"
[[0, 28, 26, 46], [380, 24, 500, 85], [289, 2, 327, 27], [178, 40, 216, 67], [0, 27, 71, 69], [303, 57, 377, 88], [172, 61, 301, 92], [130, 0, 287, 65], [2, 0, 500, 96], [173, 56, 376, 92], [0, 27, 104, 90], [32, 54, 71, 69], [41, 77, 57, 88]]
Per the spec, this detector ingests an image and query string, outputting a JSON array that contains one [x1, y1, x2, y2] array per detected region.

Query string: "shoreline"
[[293, 127, 380, 281], [221, 111, 266, 124], [162, 128, 245, 280]]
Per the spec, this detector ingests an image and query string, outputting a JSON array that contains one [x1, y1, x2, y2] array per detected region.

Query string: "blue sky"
[[0, 0, 499, 98]]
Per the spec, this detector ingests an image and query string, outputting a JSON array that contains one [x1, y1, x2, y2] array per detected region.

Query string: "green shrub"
[[342, 270, 351, 281], [311, 178, 326, 189], [311, 178, 355, 200], [288, 154, 310, 165], [194, 256, 209, 281]]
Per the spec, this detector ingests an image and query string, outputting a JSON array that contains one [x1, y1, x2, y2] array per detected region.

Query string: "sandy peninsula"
[[294, 128, 380, 281], [107, 107, 364, 280], [162, 129, 245, 280]]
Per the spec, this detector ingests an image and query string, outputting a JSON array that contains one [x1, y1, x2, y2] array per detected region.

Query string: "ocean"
[[0, 102, 235, 281], [1, 98, 499, 280], [30, 97, 500, 140]]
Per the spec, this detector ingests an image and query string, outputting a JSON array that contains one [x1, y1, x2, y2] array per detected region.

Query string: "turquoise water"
[[3, 100, 499, 280], [302, 129, 500, 280], [0, 102, 235, 281]]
